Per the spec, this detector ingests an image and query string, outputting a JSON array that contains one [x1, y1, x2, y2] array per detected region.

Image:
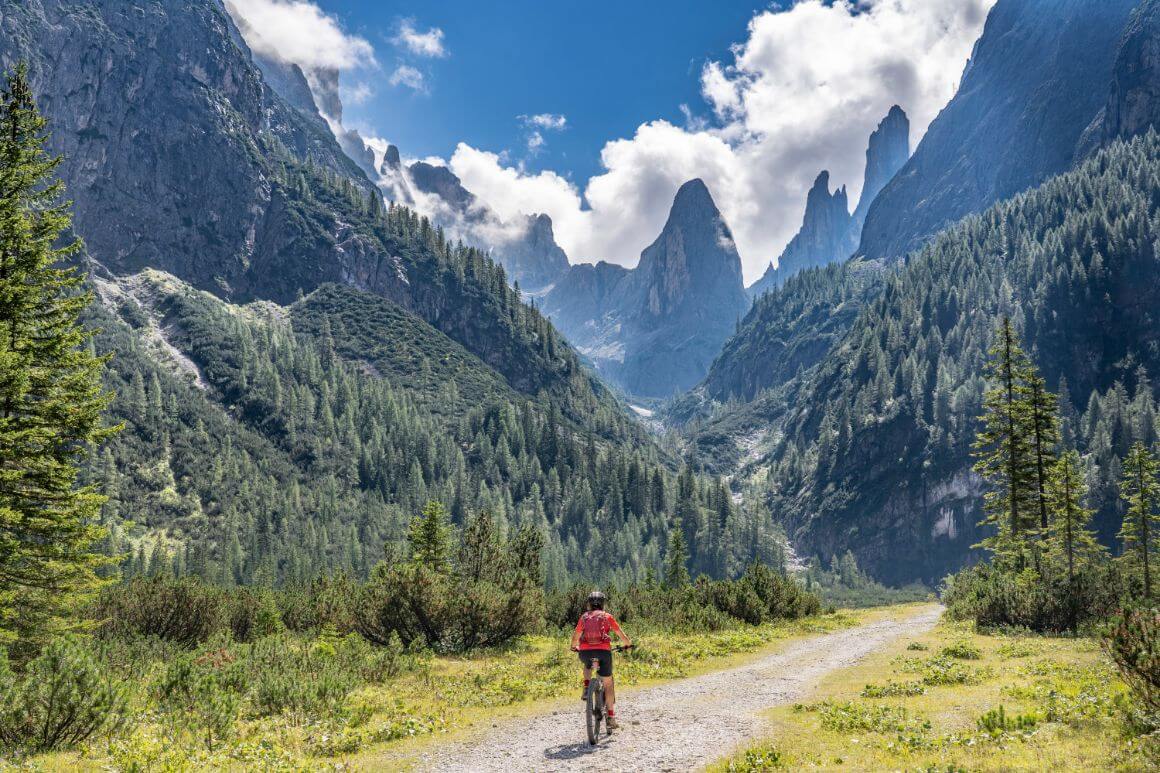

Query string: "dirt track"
[[418, 604, 942, 772]]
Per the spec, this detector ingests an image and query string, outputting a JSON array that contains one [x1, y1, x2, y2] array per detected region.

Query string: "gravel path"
[[419, 605, 942, 772]]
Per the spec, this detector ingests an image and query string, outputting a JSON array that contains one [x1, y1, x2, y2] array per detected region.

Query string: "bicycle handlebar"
[[569, 644, 635, 653]]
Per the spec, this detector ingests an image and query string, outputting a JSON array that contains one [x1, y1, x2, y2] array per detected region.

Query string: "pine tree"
[[972, 318, 1038, 567], [1118, 442, 1159, 599], [408, 500, 453, 573], [0, 66, 116, 648], [662, 519, 690, 590], [1045, 450, 1102, 583]]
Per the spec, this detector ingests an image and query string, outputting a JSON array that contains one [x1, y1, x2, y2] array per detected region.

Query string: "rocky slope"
[[544, 179, 749, 397], [857, 0, 1140, 262]]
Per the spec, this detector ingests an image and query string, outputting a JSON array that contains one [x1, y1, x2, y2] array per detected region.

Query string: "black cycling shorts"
[[578, 648, 613, 677]]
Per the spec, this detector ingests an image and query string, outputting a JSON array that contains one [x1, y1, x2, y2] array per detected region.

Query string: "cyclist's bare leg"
[[605, 677, 615, 712]]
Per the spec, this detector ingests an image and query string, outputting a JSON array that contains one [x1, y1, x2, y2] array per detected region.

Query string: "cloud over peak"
[[446, 0, 995, 282], [225, 0, 375, 71]]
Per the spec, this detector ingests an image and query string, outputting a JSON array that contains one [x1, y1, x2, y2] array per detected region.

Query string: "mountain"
[[761, 133, 1160, 584], [748, 173, 853, 298], [87, 268, 773, 585], [857, 0, 1140, 262], [0, 0, 801, 586], [499, 214, 572, 292], [851, 105, 911, 232], [544, 179, 750, 397], [748, 106, 910, 298]]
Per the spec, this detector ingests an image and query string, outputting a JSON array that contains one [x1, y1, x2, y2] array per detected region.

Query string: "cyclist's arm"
[[570, 620, 583, 651]]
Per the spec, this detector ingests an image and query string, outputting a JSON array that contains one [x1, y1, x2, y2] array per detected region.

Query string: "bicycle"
[[578, 644, 632, 745]]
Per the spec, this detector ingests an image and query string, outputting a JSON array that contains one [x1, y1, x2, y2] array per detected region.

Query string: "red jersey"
[[575, 610, 622, 651]]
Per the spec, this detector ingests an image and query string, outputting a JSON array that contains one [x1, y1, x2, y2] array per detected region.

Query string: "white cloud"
[[389, 65, 427, 93], [341, 81, 373, 105], [395, 19, 448, 58], [225, 0, 375, 71], [445, 0, 995, 282], [526, 131, 546, 154], [521, 113, 568, 131]]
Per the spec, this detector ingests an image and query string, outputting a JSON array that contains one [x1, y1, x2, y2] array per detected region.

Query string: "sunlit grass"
[[711, 617, 1157, 772]]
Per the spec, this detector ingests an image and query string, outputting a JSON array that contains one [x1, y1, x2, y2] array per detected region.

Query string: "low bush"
[[0, 637, 129, 753], [976, 704, 1039, 734], [1101, 604, 1159, 721], [943, 563, 1128, 633], [861, 680, 926, 697], [93, 575, 226, 646], [941, 640, 982, 660]]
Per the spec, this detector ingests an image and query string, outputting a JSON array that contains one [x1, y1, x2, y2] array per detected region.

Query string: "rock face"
[[545, 179, 749, 397], [497, 214, 571, 292], [0, 0, 372, 298], [409, 161, 479, 215], [1098, 0, 1160, 146], [851, 105, 910, 232], [749, 172, 853, 298], [857, 0, 1140, 262]]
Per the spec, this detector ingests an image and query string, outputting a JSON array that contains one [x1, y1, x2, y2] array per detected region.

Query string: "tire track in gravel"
[[418, 604, 942, 772]]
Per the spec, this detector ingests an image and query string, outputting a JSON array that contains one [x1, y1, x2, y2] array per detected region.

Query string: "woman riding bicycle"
[[570, 590, 632, 729]]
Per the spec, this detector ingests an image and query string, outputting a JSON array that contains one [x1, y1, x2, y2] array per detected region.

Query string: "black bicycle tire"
[[585, 677, 603, 745]]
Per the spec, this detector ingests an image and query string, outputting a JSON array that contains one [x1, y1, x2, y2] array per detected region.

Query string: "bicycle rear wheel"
[[585, 680, 603, 745]]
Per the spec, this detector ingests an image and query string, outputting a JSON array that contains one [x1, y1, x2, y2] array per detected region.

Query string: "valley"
[[0, 0, 1158, 769]]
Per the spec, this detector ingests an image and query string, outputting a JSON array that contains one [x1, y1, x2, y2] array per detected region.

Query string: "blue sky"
[[228, 0, 993, 280], [324, 0, 773, 185]]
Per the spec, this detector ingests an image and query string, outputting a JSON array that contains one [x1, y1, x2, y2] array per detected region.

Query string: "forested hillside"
[[763, 133, 1160, 583], [88, 270, 783, 588]]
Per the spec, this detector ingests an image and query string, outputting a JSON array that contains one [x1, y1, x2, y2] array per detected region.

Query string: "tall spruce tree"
[[1045, 450, 1102, 583], [408, 500, 453, 573], [972, 318, 1038, 567], [1118, 442, 1159, 599], [663, 519, 690, 590], [0, 66, 115, 647]]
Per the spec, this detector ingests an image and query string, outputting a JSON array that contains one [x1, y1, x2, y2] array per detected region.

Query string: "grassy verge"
[[23, 609, 877, 771], [711, 616, 1157, 771]]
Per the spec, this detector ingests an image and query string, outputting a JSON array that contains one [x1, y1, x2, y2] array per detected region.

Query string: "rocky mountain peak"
[[635, 178, 745, 320], [494, 213, 571, 291], [408, 161, 477, 214], [382, 144, 402, 172], [852, 105, 910, 228]]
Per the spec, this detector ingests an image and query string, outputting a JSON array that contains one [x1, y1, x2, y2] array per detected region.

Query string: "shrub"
[[94, 575, 226, 646], [907, 642, 929, 651], [724, 741, 785, 771], [0, 637, 129, 753], [225, 588, 284, 642], [809, 700, 930, 733], [1102, 604, 1159, 719], [943, 563, 1127, 633], [354, 514, 544, 653], [861, 680, 926, 697], [940, 640, 982, 660], [154, 652, 241, 749], [976, 704, 1039, 734]]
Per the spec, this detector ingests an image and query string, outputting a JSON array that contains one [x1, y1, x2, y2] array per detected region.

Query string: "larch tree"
[[972, 317, 1038, 568], [1118, 441, 1159, 599], [1045, 450, 1103, 584], [0, 65, 116, 648]]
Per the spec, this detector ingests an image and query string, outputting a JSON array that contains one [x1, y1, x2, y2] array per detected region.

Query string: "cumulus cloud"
[[389, 65, 427, 92], [521, 113, 568, 131], [395, 19, 448, 58], [225, 0, 375, 71], [446, 0, 995, 282]]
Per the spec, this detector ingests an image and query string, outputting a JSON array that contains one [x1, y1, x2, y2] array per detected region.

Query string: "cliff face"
[[0, 0, 372, 298], [1098, 0, 1160, 146], [851, 105, 910, 233], [857, 0, 1140, 262], [544, 179, 749, 397]]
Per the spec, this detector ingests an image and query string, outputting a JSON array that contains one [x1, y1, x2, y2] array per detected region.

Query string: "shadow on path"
[[543, 740, 611, 760]]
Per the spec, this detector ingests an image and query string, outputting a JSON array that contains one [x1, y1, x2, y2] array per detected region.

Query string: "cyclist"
[[570, 590, 632, 729]]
